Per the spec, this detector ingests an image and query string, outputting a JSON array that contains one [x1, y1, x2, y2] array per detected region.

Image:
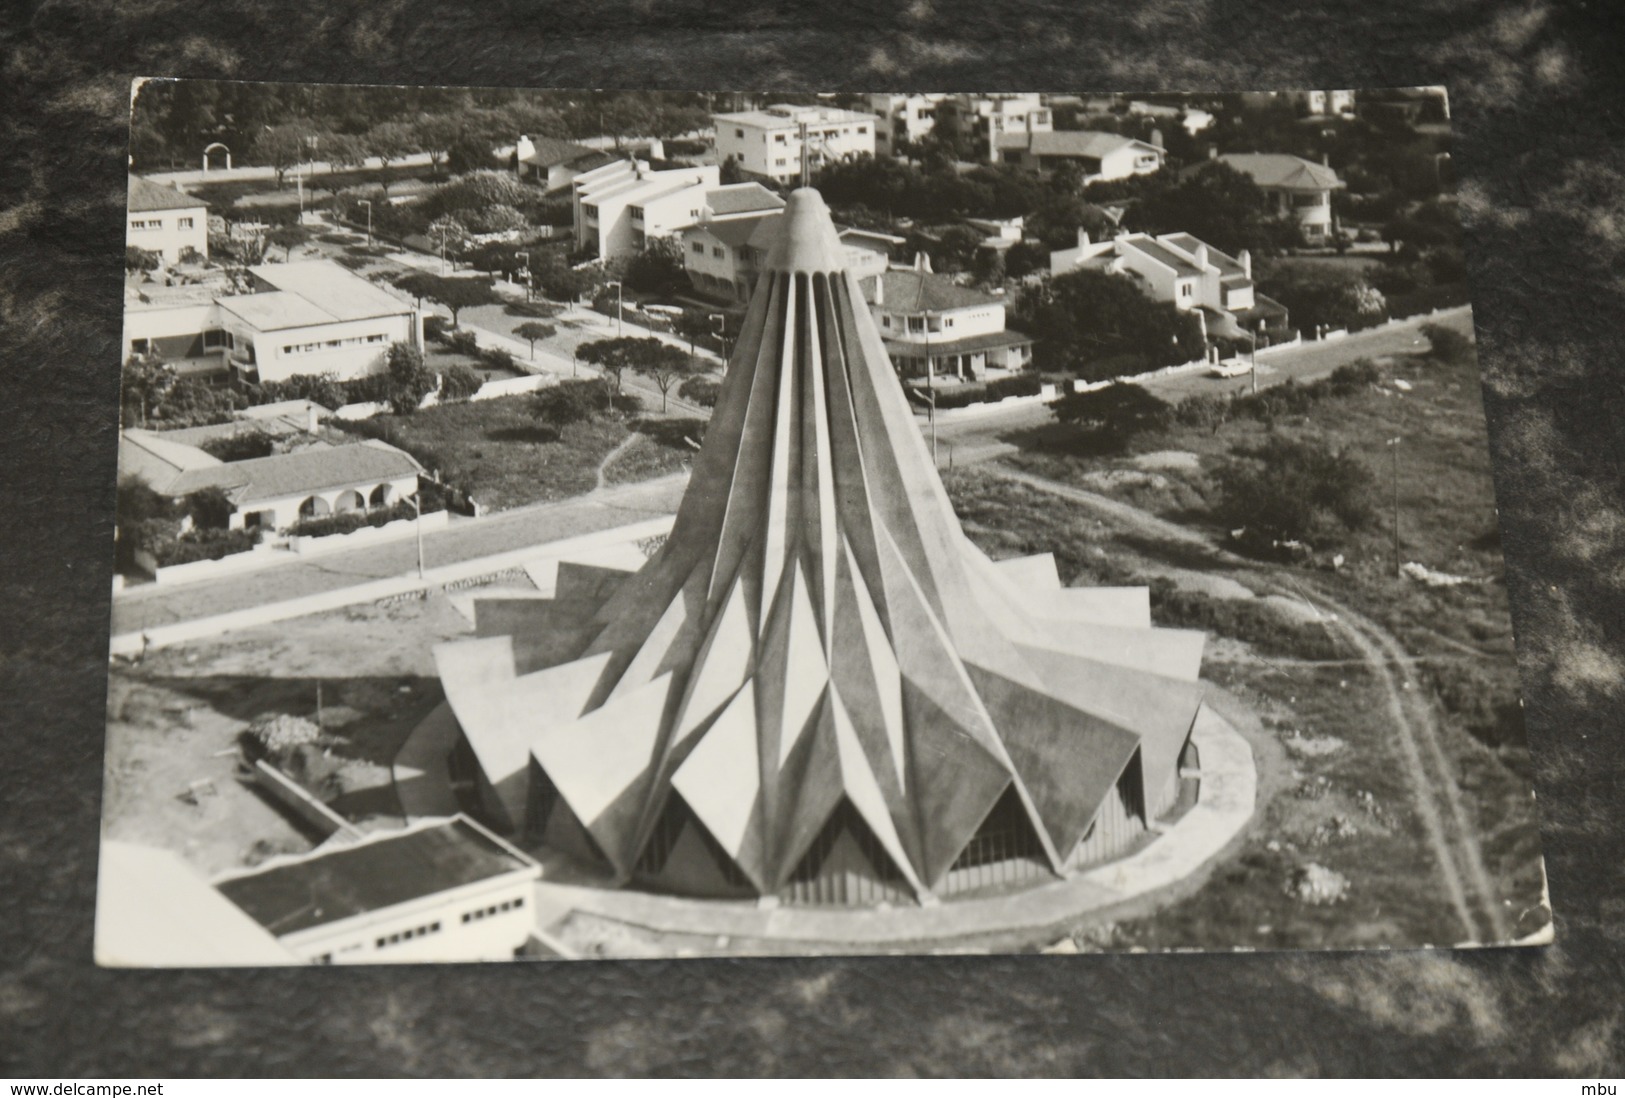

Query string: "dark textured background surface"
[[2, 0, 1623, 1077]]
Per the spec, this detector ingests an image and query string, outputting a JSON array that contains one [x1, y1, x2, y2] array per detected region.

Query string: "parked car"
[[1210, 359, 1254, 379]]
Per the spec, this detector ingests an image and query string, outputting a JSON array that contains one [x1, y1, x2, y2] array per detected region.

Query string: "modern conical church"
[[429, 188, 1208, 907]]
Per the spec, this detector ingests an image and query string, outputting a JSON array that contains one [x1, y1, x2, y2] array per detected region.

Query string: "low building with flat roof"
[[123, 259, 423, 383], [212, 816, 541, 964], [712, 104, 877, 185]]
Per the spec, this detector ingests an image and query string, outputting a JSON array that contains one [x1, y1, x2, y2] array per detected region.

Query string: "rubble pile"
[[1285, 863, 1350, 906]]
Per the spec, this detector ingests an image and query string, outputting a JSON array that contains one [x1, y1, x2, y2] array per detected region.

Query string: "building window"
[[1180, 282, 1192, 298], [713, 246, 725, 258], [692, 241, 704, 254], [375, 921, 443, 949], [735, 128, 745, 139], [775, 158, 787, 168], [178, 217, 194, 229], [460, 897, 526, 924], [630, 207, 644, 222], [881, 316, 891, 328]]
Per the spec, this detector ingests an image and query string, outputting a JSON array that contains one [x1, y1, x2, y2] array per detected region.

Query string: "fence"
[[288, 509, 449, 556], [137, 541, 279, 587]]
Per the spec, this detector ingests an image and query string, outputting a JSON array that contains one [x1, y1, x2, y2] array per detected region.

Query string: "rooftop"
[[714, 104, 876, 130], [214, 817, 537, 936], [129, 176, 209, 214], [882, 328, 1034, 356], [1119, 235, 1204, 278], [1210, 153, 1344, 192], [243, 261, 417, 327], [122, 432, 422, 503], [998, 130, 1164, 159], [704, 183, 786, 217], [871, 269, 1003, 313], [520, 136, 600, 169]]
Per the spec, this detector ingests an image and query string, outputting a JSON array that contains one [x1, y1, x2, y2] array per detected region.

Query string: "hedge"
[[286, 499, 424, 539]]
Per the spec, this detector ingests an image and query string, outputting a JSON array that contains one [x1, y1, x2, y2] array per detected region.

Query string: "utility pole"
[[799, 121, 810, 188], [408, 492, 427, 580], [924, 309, 937, 465], [1386, 436, 1402, 577], [606, 280, 624, 338], [1250, 324, 1260, 397], [358, 199, 372, 246]]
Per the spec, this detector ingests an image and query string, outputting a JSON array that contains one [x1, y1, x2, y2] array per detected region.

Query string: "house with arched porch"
[[120, 430, 423, 534]]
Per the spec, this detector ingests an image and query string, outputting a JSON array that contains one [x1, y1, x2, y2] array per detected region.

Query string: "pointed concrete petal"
[[671, 679, 767, 888]]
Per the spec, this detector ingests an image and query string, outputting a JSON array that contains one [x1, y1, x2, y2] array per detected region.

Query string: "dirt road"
[[983, 463, 1508, 944]]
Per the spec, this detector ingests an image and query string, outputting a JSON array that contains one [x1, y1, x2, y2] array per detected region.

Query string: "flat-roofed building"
[[127, 176, 209, 264], [212, 816, 541, 964], [869, 93, 948, 157], [712, 104, 876, 185], [122, 260, 423, 383], [572, 158, 784, 260]]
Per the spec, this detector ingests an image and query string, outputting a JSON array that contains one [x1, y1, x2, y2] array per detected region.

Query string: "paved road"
[[923, 307, 1477, 470], [111, 473, 689, 634]]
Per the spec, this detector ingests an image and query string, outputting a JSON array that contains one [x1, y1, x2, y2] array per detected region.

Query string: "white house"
[[1049, 229, 1290, 340], [119, 429, 423, 533], [682, 214, 893, 304], [514, 134, 618, 192], [712, 104, 877, 185], [996, 130, 1165, 184], [949, 94, 1055, 161], [864, 265, 1034, 381], [571, 158, 783, 261], [127, 176, 209, 264], [868, 93, 949, 157], [212, 817, 542, 965], [1296, 90, 1356, 118], [123, 260, 423, 383], [1201, 153, 1346, 244]]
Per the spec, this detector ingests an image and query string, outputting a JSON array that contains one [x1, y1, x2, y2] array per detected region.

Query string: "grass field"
[[344, 394, 633, 511]]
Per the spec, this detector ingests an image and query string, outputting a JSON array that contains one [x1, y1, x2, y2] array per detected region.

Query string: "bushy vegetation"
[[1420, 322, 1476, 366], [1012, 269, 1206, 379], [928, 373, 1045, 410], [285, 498, 428, 539], [1150, 581, 1354, 661], [1214, 436, 1376, 550], [1051, 382, 1174, 450], [197, 428, 275, 462]]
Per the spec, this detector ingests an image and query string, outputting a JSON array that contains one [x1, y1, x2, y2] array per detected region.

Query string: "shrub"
[[1424, 661, 1525, 750], [439, 364, 485, 402], [286, 500, 421, 539], [678, 376, 721, 408], [198, 429, 275, 463], [1214, 436, 1376, 549], [534, 378, 611, 433], [505, 300, 561, 319], [1420, 323, 1476, 367], [145, 526, 257, 566], [478, 346, 516, 374], [445, 330, 480, 357], [423, 314, 452, 343]]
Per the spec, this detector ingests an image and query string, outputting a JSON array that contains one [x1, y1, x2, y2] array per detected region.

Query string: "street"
[[111, 473, 689, 635], [926, 306, 1476, 469]]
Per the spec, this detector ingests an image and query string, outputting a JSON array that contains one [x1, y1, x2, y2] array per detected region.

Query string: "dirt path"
[[982, 463, 1506, 943], [594, 433, 640, 492]]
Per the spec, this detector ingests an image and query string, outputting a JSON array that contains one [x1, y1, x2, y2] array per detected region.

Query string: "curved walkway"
[[530, 703, 1255, 953]]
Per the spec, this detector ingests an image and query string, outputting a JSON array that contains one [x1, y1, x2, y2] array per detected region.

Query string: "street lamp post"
[[709, 312, 728, 368], [516, 251, 530, 301], [924, 309, 937, 464], [406, 491, 427, 581], [358, 199, 373, 247], [606, 280, 624, 338], [1386, 436, 1402, 578]]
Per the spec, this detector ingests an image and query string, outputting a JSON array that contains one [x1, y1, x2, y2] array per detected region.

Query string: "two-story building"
[[711, 104, 877, 185], [954, 93, 1055, 162], [1201, 153, 1345, 244], [123, 260, 424, 383], [681, 213, 895, 304], [127, 176, 209, 265], [213, 816, 543, 965], [571, 158, 784, 261], [996, 130, 1165, 185], [864, 265, 1034, 381], [1049, 229, 1289, 342], [868, 93, 949, 157]]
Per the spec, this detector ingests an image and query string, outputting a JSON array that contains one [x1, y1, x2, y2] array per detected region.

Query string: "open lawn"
[[340, 394, 635, 511]]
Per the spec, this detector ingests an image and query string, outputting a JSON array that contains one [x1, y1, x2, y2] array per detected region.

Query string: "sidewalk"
[[110, 473, 688, 641]]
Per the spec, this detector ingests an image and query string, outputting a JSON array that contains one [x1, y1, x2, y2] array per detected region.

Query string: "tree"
[[1260, 267, 1387, 333], [1421, 323, 1475, 367], [439, 363, 484, 402], [125, 246, 161, 274], [426, 215, 470, 267], [1013, 269, 1206, 378], [576, 336, 656, 394], [253, 123, 316, 187], [534, 378, 610, 436], [322, 132, 368, 173], [415, 114, 461, 175], [617, 236, 686, 293], [971, 246, 1006, 288], [265, 224, 309, 261], [631, 342, 699, 413], [672, 310, 714, 355], [121, 354, 177, 426], [514, 321, 556, 359], [365, 121, 417, 171], [1051, 383, 1173, 450], [384, 342, 436, 414], [424, 275, 499, 328], [392, 270, 439, 309], [446, 133, 496, 175], [1135, 162, 1295, 257]]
